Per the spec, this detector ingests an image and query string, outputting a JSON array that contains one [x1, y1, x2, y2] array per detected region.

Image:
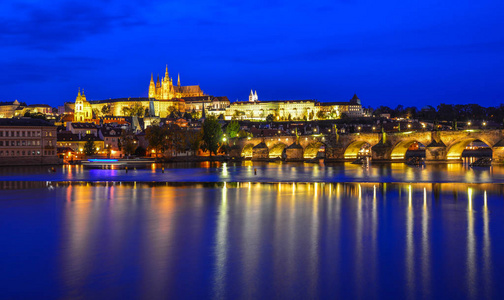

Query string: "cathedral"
[[70, 65, 229, 121], [148, 65, 204, 100]]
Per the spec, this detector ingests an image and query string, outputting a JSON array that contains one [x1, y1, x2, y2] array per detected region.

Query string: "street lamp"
[[468, 121, 472, 126], [483, 122, 487, 126]]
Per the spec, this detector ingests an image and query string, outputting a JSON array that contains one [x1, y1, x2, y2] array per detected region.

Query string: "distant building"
[[224, 91, 364, 121], [148, 65, 205, 99], [0, 100, 26, 118], [0, 118, 58, 165], [318, 94, 364, 118]]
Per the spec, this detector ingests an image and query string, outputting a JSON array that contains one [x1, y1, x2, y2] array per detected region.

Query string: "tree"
[[83, 139, 97, 156], [237, 129, 250, 138], [101, 104, 111, 115], [130, 102, 145, 117], [316, 110, 326, 120], [201, 116, 223, 157], [121, 106, 130, 116], [225, 120, 240, 138], [145, 125, 168, 157], [135, 146, 146, 157], [166, 124, 185, 156], [120, 130, 137, 157], [186, 129, 202, 156]]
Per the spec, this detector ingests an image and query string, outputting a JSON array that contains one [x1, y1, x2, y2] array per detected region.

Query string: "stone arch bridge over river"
[[228, 129, 504, 163]]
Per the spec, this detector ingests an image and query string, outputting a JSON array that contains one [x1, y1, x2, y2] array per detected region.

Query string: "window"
[[16, 131, 20, 137], [22, 151, 25, 155], [22, 131, 25, 137], [0, 131, 3, 137], [37, 151, 40, 155], [0, 141, 2, 146]]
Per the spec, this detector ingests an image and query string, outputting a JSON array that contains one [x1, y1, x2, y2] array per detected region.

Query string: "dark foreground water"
[[1, 181, 503, 299]]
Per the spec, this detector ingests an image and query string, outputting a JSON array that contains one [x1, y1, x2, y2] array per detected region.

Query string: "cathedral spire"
[[150, 73, 154, 83], [165, 64, 169, 79], [177, 73, 180, 86], [78, 88, 81, 97]]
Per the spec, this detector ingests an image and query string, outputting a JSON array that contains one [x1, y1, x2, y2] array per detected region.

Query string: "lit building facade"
[[0, 118, 58, 165]]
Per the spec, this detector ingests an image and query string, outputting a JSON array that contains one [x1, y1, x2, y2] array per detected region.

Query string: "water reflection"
[[0, 182, 503, 299], [1, 161, 503, 183]]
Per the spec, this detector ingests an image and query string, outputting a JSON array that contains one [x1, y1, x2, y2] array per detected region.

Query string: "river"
[[0, 162, 503, 299]]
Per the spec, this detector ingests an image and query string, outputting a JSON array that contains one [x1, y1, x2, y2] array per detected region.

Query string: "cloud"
[[0, 0, 148, 50]]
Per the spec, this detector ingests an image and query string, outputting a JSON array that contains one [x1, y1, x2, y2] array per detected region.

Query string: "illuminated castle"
[[148, 65, 204, 100]]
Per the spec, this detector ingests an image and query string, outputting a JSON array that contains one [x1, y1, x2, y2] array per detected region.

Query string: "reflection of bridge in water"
[[229, 129, 504, 163]]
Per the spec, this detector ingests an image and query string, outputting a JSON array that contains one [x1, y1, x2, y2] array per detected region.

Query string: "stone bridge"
[[228, 129, 504, 163]]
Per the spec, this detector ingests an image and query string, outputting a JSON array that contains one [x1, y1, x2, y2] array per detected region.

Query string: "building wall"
[[0, 125, 58, 165]]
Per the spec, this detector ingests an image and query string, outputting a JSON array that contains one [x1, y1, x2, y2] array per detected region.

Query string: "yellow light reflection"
[[466, 187, 476, 299]]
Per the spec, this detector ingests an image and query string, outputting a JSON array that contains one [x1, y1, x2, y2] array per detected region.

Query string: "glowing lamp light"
[[468, 122, 472, 126], [483, 122, 487, 126], [407, 124, 411, 128], [222, 137, 227, 142]]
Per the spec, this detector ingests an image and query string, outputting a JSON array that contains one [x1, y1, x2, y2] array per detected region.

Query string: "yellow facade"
[[73, 89, 93, 122]]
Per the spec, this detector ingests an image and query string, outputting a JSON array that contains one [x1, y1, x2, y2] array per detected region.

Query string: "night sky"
[[1, 0, 503, 108]]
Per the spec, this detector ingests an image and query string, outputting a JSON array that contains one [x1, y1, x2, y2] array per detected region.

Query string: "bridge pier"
[[325, 145, 347, 162], [285, 142, 304, 161], [424, 141, 449, 163], [229, 145, 242, 159], [371, 141, 394, 162], [252, 142, 269, 160], [492, 145, 504, 164]]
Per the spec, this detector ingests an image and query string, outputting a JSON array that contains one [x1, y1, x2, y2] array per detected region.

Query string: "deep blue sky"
[[1, 0, 503, 108]]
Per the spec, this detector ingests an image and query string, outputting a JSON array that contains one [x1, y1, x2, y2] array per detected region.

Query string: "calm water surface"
[[0, 159, 501, 183], [1, 181, 503, 299]]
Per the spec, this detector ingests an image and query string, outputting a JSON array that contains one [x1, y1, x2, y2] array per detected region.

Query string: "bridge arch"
[[241, 143, 254, 158], [344, 141, 371, 160], [390, 140, 425, 160], [446, 137, 492, 161], [304, 141, 325, 159], [269, 142, 287, 158]]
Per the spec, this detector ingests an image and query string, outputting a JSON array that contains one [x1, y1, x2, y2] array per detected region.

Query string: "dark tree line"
[[373, 103, 504, 122]]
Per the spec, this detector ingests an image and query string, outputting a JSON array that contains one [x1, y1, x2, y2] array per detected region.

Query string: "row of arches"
[[241, 141, 326, 160], [236, 137, 493, 161], [343, 138, 493, 161]]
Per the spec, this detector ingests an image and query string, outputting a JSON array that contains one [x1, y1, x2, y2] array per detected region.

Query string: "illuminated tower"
[[74, 88, 92, 122], [249, 89, 258, 102], [148, 73, 156, 98]]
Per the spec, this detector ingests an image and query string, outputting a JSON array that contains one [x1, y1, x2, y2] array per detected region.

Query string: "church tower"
[[74, 88, 92, 122], [249, 89, 258, 102], [148, 73, 156, 98]]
